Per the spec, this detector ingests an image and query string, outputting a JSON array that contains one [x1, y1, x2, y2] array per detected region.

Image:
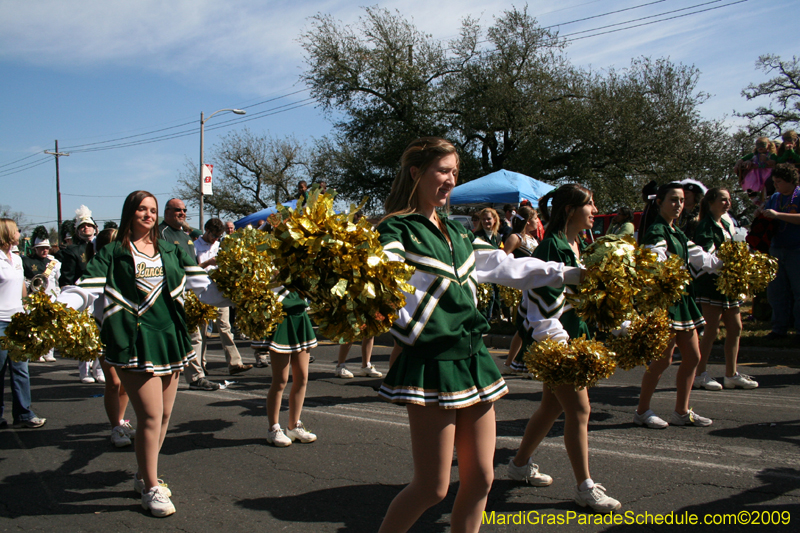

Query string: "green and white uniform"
[[251, 289, 317, 354], [58, 240, 231, 375], [377, 214, 581, 409], [642, 215, 720, 331], [692, 216, 742, 309], [511, 233, 589, 372]]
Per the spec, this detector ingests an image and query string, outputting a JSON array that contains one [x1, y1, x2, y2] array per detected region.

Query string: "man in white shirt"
[[194, 218, 252, 375]]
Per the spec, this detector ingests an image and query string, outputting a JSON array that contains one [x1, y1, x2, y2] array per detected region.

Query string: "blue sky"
[[0, 0, 788, 230]]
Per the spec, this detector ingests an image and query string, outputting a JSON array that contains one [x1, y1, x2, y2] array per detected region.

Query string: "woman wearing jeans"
[[0, 218, 46, 429]]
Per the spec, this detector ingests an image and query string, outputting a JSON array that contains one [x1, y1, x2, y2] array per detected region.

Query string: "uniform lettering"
[[136, 262, 164, 278]]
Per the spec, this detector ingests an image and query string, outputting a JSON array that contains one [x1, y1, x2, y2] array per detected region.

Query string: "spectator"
[[193, 218, 253, 376], [607, 207, 635, 237], [0, 218, 46, 429], [757, 164, 800, 341], [159, 198, 219, 391]]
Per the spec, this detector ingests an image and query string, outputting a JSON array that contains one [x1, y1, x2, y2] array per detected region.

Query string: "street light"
[[199, 108, 246, 227]]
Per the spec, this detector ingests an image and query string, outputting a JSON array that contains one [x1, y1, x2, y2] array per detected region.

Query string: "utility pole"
[[44, 140, 69, 245]]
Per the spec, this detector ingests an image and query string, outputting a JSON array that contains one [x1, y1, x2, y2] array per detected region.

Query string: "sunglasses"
[[169, 208, 187, 212]]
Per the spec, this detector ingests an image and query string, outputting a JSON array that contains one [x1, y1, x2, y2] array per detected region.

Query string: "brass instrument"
[[30, 274, 48, 293]]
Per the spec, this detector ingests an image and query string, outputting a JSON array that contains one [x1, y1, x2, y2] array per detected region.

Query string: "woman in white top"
[[0, 218, 46, 429]]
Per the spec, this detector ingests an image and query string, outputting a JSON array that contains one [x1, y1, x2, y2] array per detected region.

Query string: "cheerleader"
[[693, 189, 756, 390], [376, 138, 582, 533], [261, 288, 318, 446], [504, 206, 539, 371], [634, 183, 722, 429], [507, 184, 621, 513], [58, 191, 231, 517]]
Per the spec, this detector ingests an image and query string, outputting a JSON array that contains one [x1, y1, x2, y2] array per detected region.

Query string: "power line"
[[542, 0, 669, 29], [0, 152, 44, 170], [562, 0, 747, 42], [0, 157, 51, 178]]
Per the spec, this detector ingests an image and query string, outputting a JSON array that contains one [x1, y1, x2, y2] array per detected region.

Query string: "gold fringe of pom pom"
[[497, 285, 522, 310], [184, 291, 218, 334], [715, 241, 779, 299], [476, 283, 492, 310], [569, 235, 690, 330], [211, 226, 285, 340], [606, 309, 672, 371], [0, 291, 102, 362], [262, 188, 415, 344], [523, 335, 617, 390], [635, 254, 692, 315]]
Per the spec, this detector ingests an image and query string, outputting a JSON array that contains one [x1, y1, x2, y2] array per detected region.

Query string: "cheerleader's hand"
[[763, 209, 778, 219], [611, 320, 632, 337]]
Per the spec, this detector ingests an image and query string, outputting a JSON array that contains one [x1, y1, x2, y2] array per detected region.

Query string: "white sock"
[[579, 479, 595, 491], [270, 423, 281, 432]]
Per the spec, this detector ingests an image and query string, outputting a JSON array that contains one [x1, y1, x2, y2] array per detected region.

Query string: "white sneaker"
[[110, 426, 132, 448], [507, 457, 553, 486], [574, 484, 621, 513], [693, 371, 722, 391], [334, 364, 354, 379], [43, 352, 56, 362], [120, 420, 136, 439], [267, 426, 292, 447], [633, 409, 668, 429], [286, 421, 317, 443], [723, 373, 758, 389], [141, 486, 175, 517], [94, 369, 106, 384], [669, 409, 712, 427], [80, 376, 96, 384], [134, 476, 171, 497], [359, 363, 383, 378]]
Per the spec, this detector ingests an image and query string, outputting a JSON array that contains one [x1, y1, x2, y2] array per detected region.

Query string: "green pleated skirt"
[[379, 346, 508, 409], [104, 293, 196, 376], [694, 274, 743, 309], [253, 311, 317, 354]]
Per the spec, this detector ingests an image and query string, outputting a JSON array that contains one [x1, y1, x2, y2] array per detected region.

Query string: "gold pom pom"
[[58, 307, 103, 362], [184, 291, 217, 334], [523, 335, 616, 390], [0, 292, 102, 362], [635, 254, 691, 315], [211, 226, 285, 339], [606, 309, 672, 371], [476, 283, 492, 310], [497, 285, 522, 310], [263, 188, 415, 343], [715, 241, 779, 298]]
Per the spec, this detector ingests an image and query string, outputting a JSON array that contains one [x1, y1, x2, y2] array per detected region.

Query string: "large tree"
[[738, 54, 800, 137], [175, 128, 315, 219], [301, 7, 737, 214]]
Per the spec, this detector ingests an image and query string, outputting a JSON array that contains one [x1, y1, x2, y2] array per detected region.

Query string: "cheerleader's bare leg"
[[720, 307, 742, 378], [267, 351, 291, 427], [378, 405, 457, 533], [673, 330, 701, 414], [697, 304, 723, 375], [636, 338, 676, 415], [287, 350, 310, 428], [100, 357, 129, 427], [512, 385, 564, 466], [450, 402, 496, 533]]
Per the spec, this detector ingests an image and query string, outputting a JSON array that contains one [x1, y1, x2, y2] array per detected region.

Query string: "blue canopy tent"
[[234, 199, 298, 229], [449, 169, 555, 206]]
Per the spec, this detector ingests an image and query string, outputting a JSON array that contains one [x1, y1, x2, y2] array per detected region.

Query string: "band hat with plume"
[[74, 205, 97, 229], [678, 178, 707, 197], [32, 226, 51, 248]]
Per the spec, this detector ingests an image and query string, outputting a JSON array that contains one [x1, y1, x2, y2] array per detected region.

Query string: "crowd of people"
[[1, 133, 798, 529]]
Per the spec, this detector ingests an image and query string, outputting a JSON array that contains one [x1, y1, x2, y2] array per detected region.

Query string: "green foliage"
[[300, 6, 738, 214]]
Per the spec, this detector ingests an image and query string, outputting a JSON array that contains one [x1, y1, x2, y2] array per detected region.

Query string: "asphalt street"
[[2, 339, 799, 532]]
